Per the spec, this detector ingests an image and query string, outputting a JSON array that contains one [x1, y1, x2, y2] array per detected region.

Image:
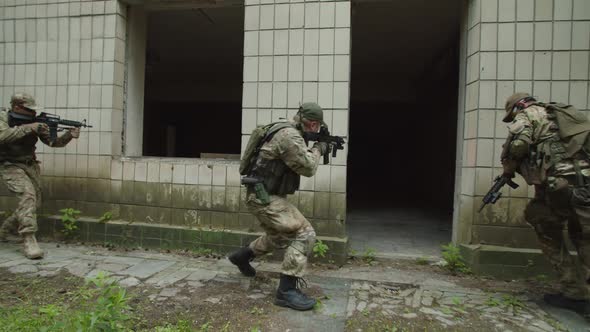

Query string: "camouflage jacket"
[[0, 109, 73, 162], [507, 105, 590, 184], [258, 126, 321, 177]]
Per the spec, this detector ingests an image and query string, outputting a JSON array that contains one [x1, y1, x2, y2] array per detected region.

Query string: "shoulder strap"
[[263, 122, 294, 143]]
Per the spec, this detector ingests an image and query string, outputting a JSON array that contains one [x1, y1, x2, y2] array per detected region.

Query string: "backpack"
[[540, 102, 590, 158], [239, 122, 294, 175]]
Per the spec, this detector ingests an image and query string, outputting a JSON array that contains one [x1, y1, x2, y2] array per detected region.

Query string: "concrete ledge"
[[460, 244, 559, 280], [38, 216, 349, 265]]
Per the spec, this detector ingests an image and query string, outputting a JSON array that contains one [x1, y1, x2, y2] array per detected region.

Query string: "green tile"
[[142, 237, 161, 248], [133, 181, 148, 205], [210, 211, 225, 229], [222, 232, 242, 247]]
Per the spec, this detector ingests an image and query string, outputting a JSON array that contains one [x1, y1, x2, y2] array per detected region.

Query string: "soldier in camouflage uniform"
[[501, 92, 590, 315], [229, 102, 328, 311], [0, 92, 80, 259]]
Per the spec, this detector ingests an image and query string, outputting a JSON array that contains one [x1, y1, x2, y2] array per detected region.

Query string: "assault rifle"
[[303, 126, 346, 164], [478, 175, 519, 212], [8, 111, 92, 143]]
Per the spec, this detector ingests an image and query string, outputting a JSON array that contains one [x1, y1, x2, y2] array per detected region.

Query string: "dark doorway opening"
[[347, 0, 462, 257], [142, 8, 244, 158]]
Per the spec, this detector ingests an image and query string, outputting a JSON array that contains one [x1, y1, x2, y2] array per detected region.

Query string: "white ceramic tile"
[[304, 29, 319, 54], [273, 55, 288, 81], [243, 56, 258, 81], [198, 164, 213, 185], [244, 5, 259, 30], [498, 0, 516, 21], [303, 55, 318, 81], [287, 82, 303, 108], [274, 30, 289, 55], [289, 29, 303, 54], [275, 4, 289, 29], [534, 52, 552, 80], [534, 22, 552, 50], [551, 51, 570, 80], [305, 3, 319, 28], [172, 164, 186, 184], [535, 0, 553, 20], [260, 5, 274, 30], [319, 29, 334, 55], [318, 55, 334, 81], [259, 30, 274, 55], [258, 82, 272, 107], [185, 164, 199, 185], [515, 52, 533, 79], [572, 22, 590, 50], [573, 0, 590, 20], [553, 22, 572, 50], [288, 55, 303, 81], [335, 2, 350, 28], [258, 56, 273, 81], [273, 82, 288, 108], [554, 0, 573, 20], [571, 51, 589, 80], [302, 82, 318, 102], [290, 3, 304, 29], [333, 82, 348, 109], [318, 82, 333, 108], [244, 31, 259, 56], [319, 2, 335, 28]]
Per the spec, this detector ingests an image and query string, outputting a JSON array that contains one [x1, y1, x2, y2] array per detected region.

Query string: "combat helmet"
[[503, 92, 536, 123]]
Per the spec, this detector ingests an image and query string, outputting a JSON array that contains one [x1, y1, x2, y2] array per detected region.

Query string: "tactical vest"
[[246, 122, 302, 196], [0, 110, 38, 162]]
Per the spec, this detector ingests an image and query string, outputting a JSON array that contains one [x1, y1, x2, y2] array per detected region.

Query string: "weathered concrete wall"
[[0, 0, 349, 259], [456, 0, 590, 249]]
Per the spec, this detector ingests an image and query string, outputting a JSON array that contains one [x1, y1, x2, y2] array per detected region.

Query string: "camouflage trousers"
[[525, 176, 590, 300], [0, 162, 42, 235], [246, 193, 316, 278]]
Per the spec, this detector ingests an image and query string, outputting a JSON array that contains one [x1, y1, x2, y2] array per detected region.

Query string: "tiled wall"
[[0, 0, 126, 176], [457, 0, 590, 247], [0, 0, 350, 243], [240, 0, 351, 228]]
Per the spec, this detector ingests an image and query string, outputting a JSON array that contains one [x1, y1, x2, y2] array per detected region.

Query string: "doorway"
[[347, 0, 462, 258]]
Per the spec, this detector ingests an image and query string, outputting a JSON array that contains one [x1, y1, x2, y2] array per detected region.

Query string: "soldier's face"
[[302, 120, 321, 133]]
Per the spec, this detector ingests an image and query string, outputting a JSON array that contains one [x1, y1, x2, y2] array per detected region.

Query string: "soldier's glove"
[[501, 158, 518, 178], [68, 127, 80, 139], [313, 142, 329, 155], [20, 122, 49, 135]]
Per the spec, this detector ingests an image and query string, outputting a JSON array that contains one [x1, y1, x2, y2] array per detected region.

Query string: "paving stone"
[[36, 270, 59, 277], [185, 269, 218, 282], [404, 296, 412, 306], [0, 258, 38, 268], [412, 288, 423, 308], [121, 260, 176, 279], [40, 261, 71, 269], [398, 288, 415, 297], [346, 296, 356, 318], [9, 264, 38, 274], [247, 293, 267, 300], [434, 316, 456, 326], [422, 296, 433, 306], [119, 277, 141, 287], [103, 256, 145, 266], [420, 307, 453, 318], [95, 263, 129, 273], [356, 301, 367, 311], [187, 281, 205, 288], [65, 262, 93, 277], [402, 313, 417, 319], [147, 268, 193, 287], [530, 320, 555, 332], [368, 303, 379, 310], [357, 291, 369, 301], [159, 288, 180, 297], [205, 297, 221, 304]]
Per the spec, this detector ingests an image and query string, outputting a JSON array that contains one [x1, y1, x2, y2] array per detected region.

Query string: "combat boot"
[[22, 233, 44, 259], [274, 274, 316, 311], [228, 246, 256, 277], [544, 293, 590, 316]]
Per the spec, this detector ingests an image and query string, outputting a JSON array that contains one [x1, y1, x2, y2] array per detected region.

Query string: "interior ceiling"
[[146, 7, 244, 82], [145, 0, 462, 101], [351, 0, 462, 85]]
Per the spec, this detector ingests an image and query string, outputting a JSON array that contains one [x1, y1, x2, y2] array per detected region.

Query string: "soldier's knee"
[[525, 200, 557, 225]]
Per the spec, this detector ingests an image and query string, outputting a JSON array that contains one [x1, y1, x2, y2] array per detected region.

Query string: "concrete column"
[[241, 0, 351, 234], [456, 0, 590, 248]]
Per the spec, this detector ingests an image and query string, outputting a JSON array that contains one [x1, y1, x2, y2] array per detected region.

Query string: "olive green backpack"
[[239, 122, 294, 175], [540, 102, 590, 158]]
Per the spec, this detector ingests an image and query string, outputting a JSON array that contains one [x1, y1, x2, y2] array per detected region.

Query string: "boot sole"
[[274, 298, 316, 311], [228, 256, 256, 277]]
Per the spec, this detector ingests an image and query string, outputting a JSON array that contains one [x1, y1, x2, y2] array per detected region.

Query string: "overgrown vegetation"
[[440, 243, 470, 274], [99, 211, 113, 223], [313, 240, 329, 258], [0, 272, 129, 332], [363, 247, 376, 263], [59, 208, 81, 239]]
